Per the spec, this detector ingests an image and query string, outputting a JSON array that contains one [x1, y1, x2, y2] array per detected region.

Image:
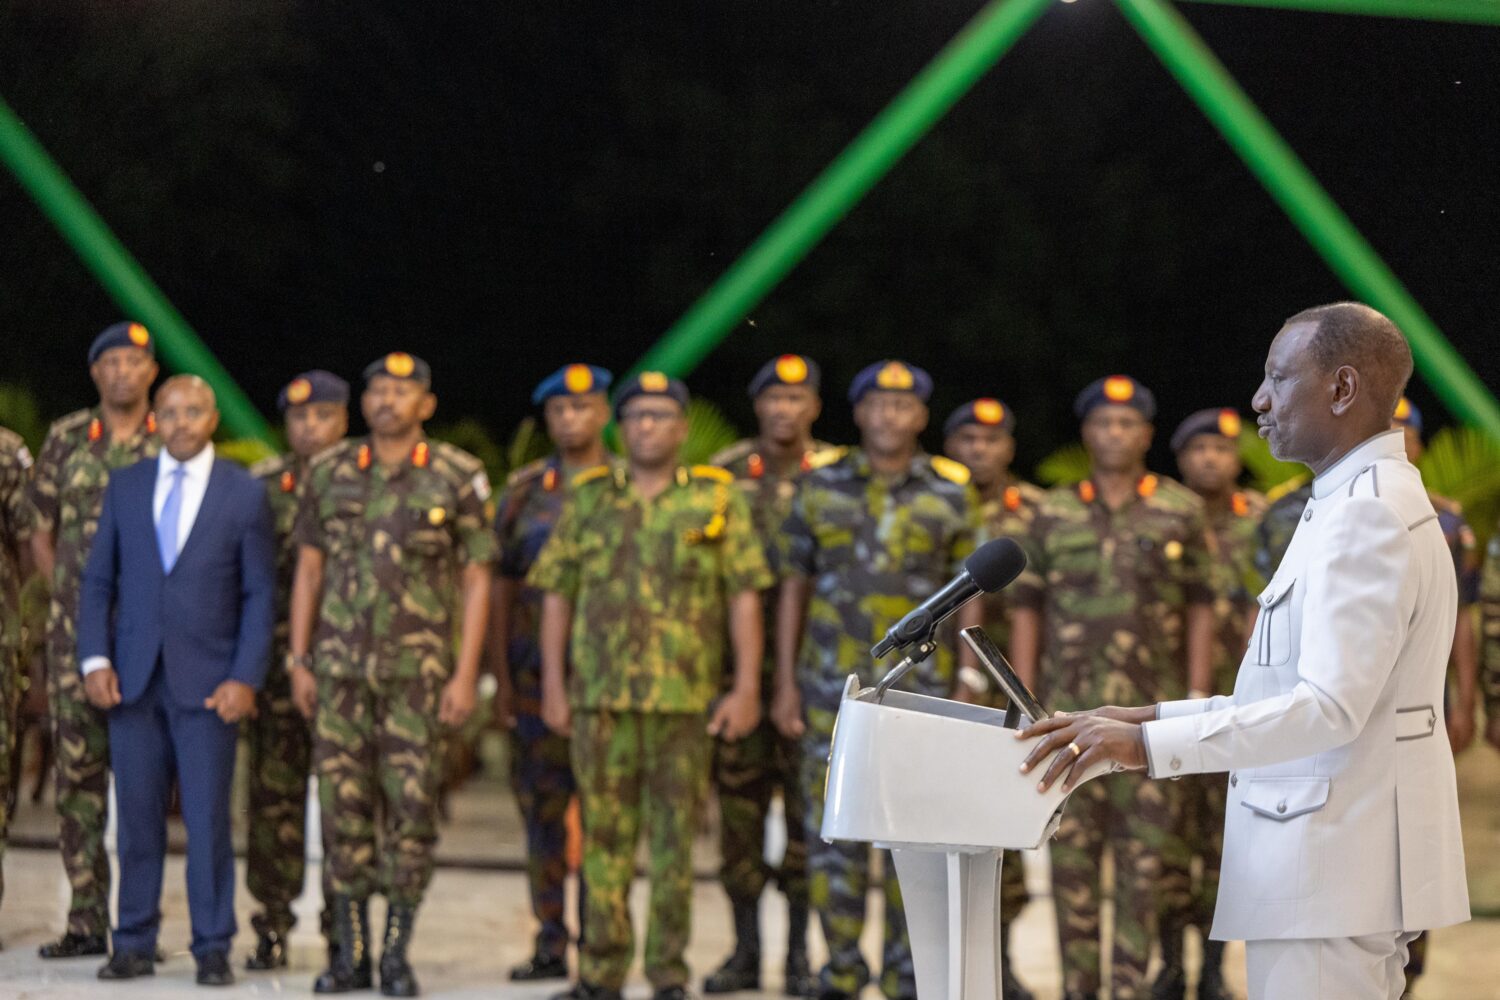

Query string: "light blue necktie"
[[157, 465, 186, 573]]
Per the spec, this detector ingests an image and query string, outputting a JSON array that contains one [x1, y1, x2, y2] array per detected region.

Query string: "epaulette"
[[308, 439, 352, 469], [1151, 475, 1202, 506], [708, 439, 756, 468], [51, 408, 94, 436], [804, 446, 847, 472], [505, 457, 550, 488], [571, 464, 614, 488], [430, 439, 484, 475], [690, 464, 734, 484], [249, 453, 293, 480], [929, 455, 971, 485]]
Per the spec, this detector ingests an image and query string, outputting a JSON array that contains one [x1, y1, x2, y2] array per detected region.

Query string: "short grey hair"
[[1283, 302, 1413, 421]]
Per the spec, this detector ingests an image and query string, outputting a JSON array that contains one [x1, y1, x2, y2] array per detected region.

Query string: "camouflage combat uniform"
[[244, 452, 335, 935], [1253, 482, 1311, 584], [0, 426, 34, 910], [294, 437, 496, 907], [528, 462, 771, 991], [1482, 520, 1500, 736], [1180, 489, 1265, 936], [706, 439, 829, 920], [974, 478, 1047, 933], [28, 408, 158, 936], [494, 454, 617, 960], [1010, 474, 1211, 1000], [783, 447, 980, 999]]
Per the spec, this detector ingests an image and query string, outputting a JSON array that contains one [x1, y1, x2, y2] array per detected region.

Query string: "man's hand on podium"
[[1015, 705, 1155, 793]]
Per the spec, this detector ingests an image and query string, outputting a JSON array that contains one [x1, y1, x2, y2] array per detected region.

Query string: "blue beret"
[[1393, 396, 1422, 434], [531, 364, 613, 405], [615, 371, 689, 415], [362, 352, 431, 386], [88, 322, 155, 365], [1073, 375, 1156, 421], [1170, 408, 1244, 453], [278, 370, 350, 413], [943, 398, 1015, 437], [748, 354, 821, 398], [848, 360, 933, 405]]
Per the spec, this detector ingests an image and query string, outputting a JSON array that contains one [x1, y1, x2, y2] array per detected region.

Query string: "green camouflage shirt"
[[1254, 482, 1311, 583], [250, 452, 314, 658], [783, 447, 981, 711], [27, 408, 159, 673], [976, 478, 1047, 656], [294, 437, 497, 683], [708, 438, 832, 683], [1011, 474, 1212, 711], [0, 426, 33, 658], [527, 463, 773, 714], [1481, 521, 1500, 718], [1203, 490, 1267, 694]]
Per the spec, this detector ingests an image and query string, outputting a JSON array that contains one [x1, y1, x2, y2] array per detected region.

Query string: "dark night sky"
[[1, 1, 1496, 472]]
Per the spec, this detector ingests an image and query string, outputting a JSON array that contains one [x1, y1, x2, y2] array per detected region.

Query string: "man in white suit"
[[1017, 302, 1469, 999]]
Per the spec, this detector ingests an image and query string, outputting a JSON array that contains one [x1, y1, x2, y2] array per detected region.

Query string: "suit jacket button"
[[1169, 756, 1182, 771], [1230, 774, 1237, 787], [1276, 800, 1288, 814], [1303, 507, 1313, 522]]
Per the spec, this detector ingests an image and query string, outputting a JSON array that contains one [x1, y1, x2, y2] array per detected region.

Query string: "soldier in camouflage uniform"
[[942, 397, 1042, 1000], [0, 424, 34, 927], [531, 372, 772, 1000], [1007, 376, 1213, 1000], [27, 322, 160, 958], [288, 352, 495, 997], [1159, 408, 1267, 1000], [490, 363, 615, 982], [1388, 397, 1480, 995], [772, 360, 983, 1000], [703, 354, 829, 997], [1482, 519, 1500, 752], [242, 370, 349, 971], [1253, 480, 1310, 584]]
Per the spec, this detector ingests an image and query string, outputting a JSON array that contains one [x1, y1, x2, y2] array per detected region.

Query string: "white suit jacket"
[[1142, 430, 1469, 941]]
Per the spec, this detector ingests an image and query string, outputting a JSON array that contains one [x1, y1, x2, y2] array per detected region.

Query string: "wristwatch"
[[285, 652, 312, 672]]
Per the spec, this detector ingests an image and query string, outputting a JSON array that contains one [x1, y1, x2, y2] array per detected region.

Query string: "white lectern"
[[820, 628, 1108, 1000]]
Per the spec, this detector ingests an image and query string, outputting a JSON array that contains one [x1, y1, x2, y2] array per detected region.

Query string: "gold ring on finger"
[[1067, 741, 1083, 758]]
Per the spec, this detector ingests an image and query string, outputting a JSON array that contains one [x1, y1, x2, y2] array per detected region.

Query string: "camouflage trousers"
[[510, 710, 581, 959], [314, 673, 443, 906], [713, 712, 807, 908], [244, 664, 332, 934], [46, 649, 111, 936], [572, 710, 710, 991], [1164, 772, 1225, 937], [802, 703, 915, 999], [1051, 772, 1187, 1000], [0, 643, 18, 910]]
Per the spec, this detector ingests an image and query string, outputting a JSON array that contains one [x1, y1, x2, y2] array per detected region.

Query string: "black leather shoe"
[[41, 932, 108, 959], [98, 951, 155, 980], [197, 951, 235, 986], [550, 982, 624, 1000], [783, 951, 816, 998], [1150, 963, 1187, 1000], [654, 988, 693, 1000], [511, 953, 569, 981], [245, 914, 290, 971]]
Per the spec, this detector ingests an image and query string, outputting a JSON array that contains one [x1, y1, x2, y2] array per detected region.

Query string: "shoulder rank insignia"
[[357, 443, 372, 471], [145, 412, 158, 435], [690, 464, 733, 484], [930, 455, 971, 485], [571, 464, 613, 488], [747, 453, 765, 479], [805, 446, 847, 472], [543, 467, 559, 492], [1231, 492, 1250, 517], [1003, 485, 1023, 512], [1137, 474, 1159, 499], [412, 441, 430, 468], [88, 417, 103, 443], [1078, 481, 1096, 504], [280, 470, 296, 493]]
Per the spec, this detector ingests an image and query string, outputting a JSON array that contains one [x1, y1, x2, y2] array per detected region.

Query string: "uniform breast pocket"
[[1239, 776, 1329, 901], [1252, 577, 1295, 666]]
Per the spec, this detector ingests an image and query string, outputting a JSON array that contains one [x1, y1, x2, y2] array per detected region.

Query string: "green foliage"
[[1418, 426, 1500, 549], [1236, 430, 1307, 495], [1036, 443, 1091, 486], [500, 416, 557, 476], [0, 384, 47, 452], [214, 437, 278, 468], [680, 398, 740, 466], [430, 417, 513, 488]]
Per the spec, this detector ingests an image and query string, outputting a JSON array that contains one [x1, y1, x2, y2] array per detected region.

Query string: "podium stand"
[[820, 628, 1108, 1000]]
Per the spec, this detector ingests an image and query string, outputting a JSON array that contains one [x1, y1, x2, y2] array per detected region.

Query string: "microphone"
[[870, 537, 1027, 660]]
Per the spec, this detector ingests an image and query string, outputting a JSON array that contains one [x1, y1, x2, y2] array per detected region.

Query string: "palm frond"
[[215, 438, 278, 468], [0, 384, 47, 452], [430, 417, 511, 486], [1036, 443, 1091, 487], [681, 398, 740, 466], [1418, 426, 1500, 549]]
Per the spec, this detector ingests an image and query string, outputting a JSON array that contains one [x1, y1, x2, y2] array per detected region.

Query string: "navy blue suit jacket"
[[78, 454, 276, 708]]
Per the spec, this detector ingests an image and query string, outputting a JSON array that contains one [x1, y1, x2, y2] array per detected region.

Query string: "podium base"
[[889, 848, 1004, 1000]]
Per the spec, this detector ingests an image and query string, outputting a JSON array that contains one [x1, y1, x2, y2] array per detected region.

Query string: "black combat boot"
[[245, 912, 292, 970], [1150, 926, 1187, 1000], [703, 898, 760, 993], [783, 900, 816, 997], [378, 904, 420, 997], [1197, 938, 1231, 1000], [314, 896, 373, 993]]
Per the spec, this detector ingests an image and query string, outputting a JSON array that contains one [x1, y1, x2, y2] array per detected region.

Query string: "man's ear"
[[1329, 365, 1360, 417]]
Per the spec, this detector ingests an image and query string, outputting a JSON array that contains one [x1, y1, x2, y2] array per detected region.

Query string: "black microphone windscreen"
[[964, 537, 1027, 593]]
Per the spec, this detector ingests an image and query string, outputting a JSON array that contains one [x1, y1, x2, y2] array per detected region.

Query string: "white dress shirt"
[[81, 444, 216, 677]]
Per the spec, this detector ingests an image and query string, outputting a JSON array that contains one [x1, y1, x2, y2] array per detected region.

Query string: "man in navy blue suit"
[[79, 375, 276, 987]]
